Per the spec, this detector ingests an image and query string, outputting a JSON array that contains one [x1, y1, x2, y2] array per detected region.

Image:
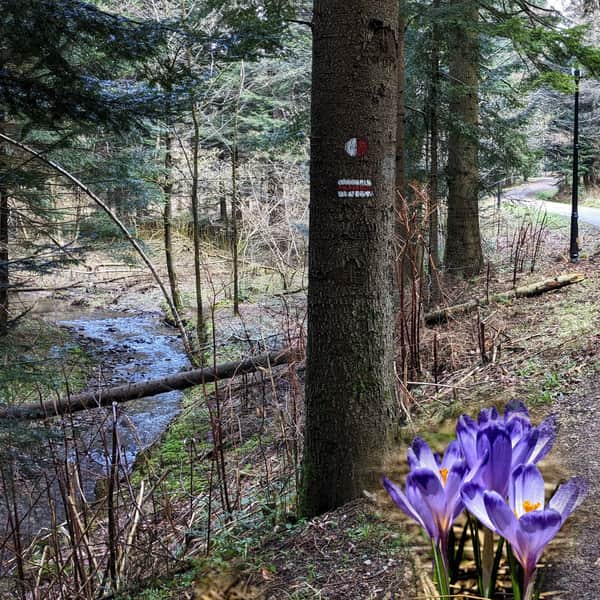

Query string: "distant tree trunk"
[[444, 0, 483, 277], [190, 101, 206, 349], [163, 127, 183, 315], [0, 185, 8, 337], [396, 14, 407, 202], [230, 145, 240, 315], [394, 11, 407, 288], [219, 176, 228, 223], [230, 63, 245, 316], [301, 0, 399, 518], [0, 113, 7, 336], [428, 0, 442, 305]]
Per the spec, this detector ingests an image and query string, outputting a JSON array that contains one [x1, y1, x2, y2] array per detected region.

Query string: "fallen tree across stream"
[[424, 273, 585, 325], [0, 349, 293, 421]]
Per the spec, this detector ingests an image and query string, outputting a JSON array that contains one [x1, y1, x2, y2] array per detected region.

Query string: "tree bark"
[[0, 349, 292, 421], [190, 100, 206, 349], [0, 185, 8, 337], [301, 0, 399, 517], [427, 0, 442, 306], [163, 128, 183, 314], [444, 0, 483, 277], [0, 114, 7, 336], [424, 273, 585, 325], [231, 62, 245, 316], [395, 14, 407, 202]]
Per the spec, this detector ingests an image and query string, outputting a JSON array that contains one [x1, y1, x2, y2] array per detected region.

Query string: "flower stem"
[[468, 514, 484, 596], [523, 571, 536, 600], [432, 540, 451, 598], [482, 528, 494, 596], [506, 543, 522, 600]]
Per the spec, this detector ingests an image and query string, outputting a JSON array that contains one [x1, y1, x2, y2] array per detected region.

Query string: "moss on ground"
[[0, 317, 94, 406]]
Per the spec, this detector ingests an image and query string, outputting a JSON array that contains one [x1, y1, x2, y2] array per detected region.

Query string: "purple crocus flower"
[[457, 403, 557, 496], [461, 464, 588, 597], [383, 438, 467, 563]]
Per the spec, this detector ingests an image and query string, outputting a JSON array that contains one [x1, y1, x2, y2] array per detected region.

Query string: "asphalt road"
[[502, 177, 600, 228]]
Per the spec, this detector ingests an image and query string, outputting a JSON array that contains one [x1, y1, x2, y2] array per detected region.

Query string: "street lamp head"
[[569, 59, 583, 79]]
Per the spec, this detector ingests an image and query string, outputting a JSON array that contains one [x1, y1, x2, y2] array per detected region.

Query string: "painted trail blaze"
[[336, 179, 374, 198]]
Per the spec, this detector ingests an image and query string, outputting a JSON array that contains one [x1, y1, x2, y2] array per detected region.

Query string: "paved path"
[[502, 177, 600, 228]]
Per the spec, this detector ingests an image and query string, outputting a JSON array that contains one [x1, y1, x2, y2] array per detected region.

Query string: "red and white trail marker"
[[337, 179, 374, 198], [344, 138, 369, 158]]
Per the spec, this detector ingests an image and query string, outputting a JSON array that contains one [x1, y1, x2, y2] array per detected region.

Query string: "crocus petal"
[[548, 477, 589, 524], [445, 461, 468, 520], [476, 425, 512, 495], [527, 415, 558, 464], [406, 472, 439, 541], [512, 428, 539, 466], [382, 476, 427, 530], [478, 406, 500, 426], [440, 440, 463, 470], [506, 415, 531, 446], [410, 437, 439, 473], [411, 468, 446, 522], [484, 490, 520, 547], [516, 509, 562, 576], [445, 460, 467, 502], [457, 415, 479, 468], [511, 464, 545, 518], [407, 447, 419, 471], [461, 482, 496, 531]]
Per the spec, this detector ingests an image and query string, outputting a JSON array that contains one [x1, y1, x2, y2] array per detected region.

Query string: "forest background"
[[1, 0, 600, 598]]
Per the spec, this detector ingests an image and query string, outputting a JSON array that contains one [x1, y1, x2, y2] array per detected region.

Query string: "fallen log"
[[424, 273, 585, 325], [0, 349, 293, 421]]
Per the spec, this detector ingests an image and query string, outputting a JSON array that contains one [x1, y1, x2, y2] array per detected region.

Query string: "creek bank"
[[55, 311, 189, 498]]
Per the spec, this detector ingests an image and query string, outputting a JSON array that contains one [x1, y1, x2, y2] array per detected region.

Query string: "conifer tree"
[[301, 0, 400, 517]]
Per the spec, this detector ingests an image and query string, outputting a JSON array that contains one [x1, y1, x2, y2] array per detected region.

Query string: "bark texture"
[[190, 101, 206, 347], [444, 0, 483, 277], [427, 1, 441, 306], [301, 0, 399, 517], [0, 117, 8, 336], [163, 129, 183, 314], [0, 185, 8, 337]]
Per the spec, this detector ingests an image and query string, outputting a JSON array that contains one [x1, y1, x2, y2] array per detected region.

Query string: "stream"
[[57, 312, 189, 496], [0, 310, 189, 548]]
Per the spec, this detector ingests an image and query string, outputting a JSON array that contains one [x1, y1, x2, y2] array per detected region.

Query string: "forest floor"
[[3, 179, 600, 599]]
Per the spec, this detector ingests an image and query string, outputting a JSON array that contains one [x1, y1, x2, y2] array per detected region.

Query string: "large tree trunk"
[[301, 0, 399, 517], [444, 0, 483, 277]]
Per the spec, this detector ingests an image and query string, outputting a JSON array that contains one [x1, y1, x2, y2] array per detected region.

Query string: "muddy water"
[[57, 312, 189, 496]]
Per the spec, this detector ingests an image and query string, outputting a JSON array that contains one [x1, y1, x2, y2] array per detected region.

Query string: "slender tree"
[[301, 0, 400, 517], [428, 0, 442, 305], [444, 0, 484, 276]]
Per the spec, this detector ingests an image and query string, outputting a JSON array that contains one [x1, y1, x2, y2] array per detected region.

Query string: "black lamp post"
[[570, 67, 581, 263]]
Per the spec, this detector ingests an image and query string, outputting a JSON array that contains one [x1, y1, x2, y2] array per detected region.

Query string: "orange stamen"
[[523, 500, 541, 513], [439, 468, 449, 486]]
